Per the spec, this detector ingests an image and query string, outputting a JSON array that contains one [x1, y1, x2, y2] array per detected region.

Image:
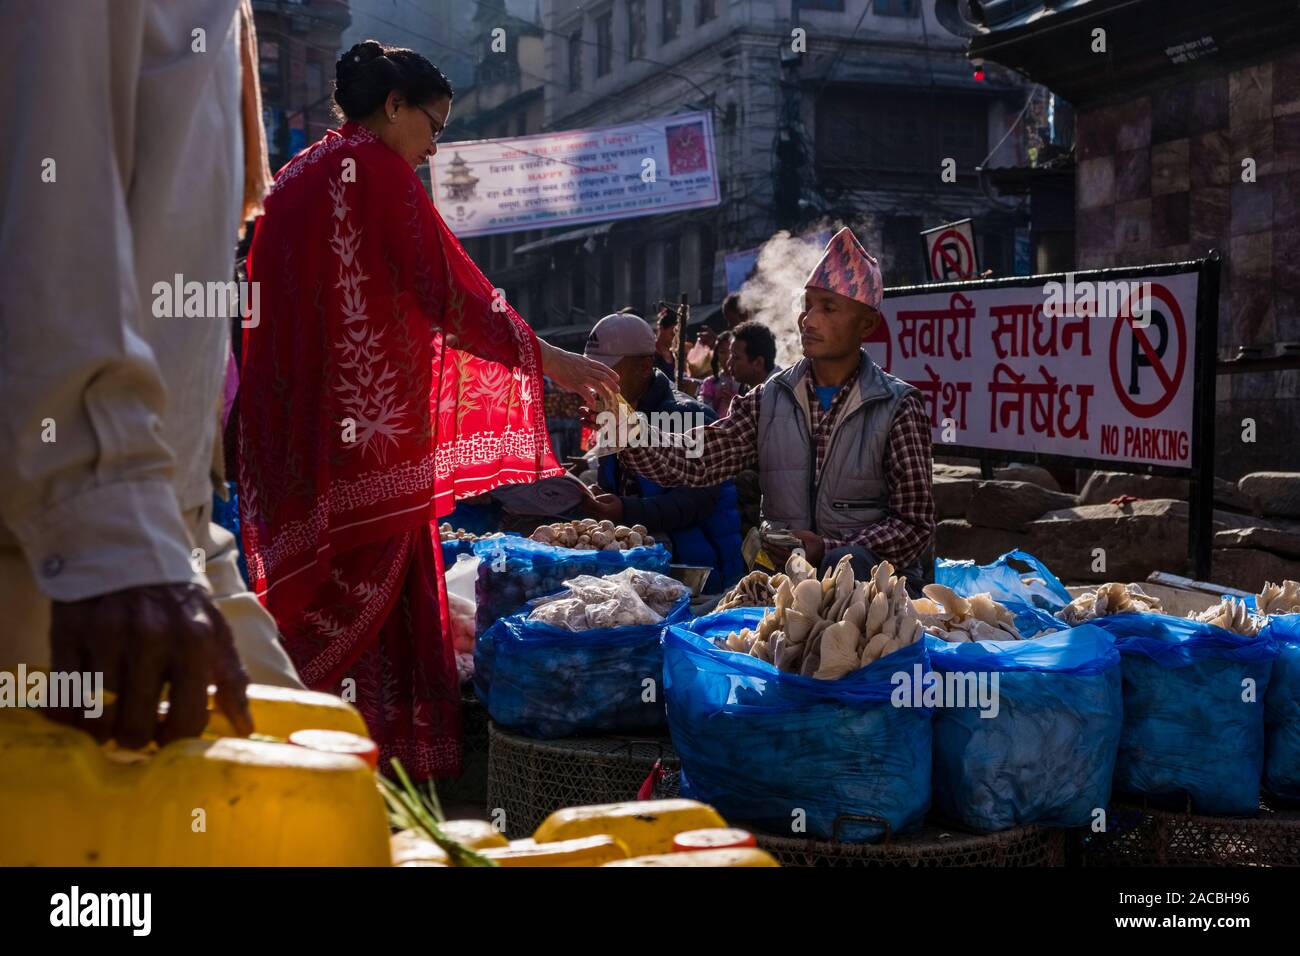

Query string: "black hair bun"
[[337, 40, 385, 82], [332, 40, 453, 123]]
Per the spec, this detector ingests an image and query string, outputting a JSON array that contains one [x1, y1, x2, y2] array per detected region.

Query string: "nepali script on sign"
[[874, 268, 1201, 468], [430, 111, 721, 238]]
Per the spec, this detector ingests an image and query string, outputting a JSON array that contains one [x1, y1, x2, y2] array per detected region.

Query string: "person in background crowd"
[[699, 331, 738, 417], [601, 228, 936, 594], [728, 320, 779, 390], [238, 41, 615, 779], [0, 0, 311, 750], [580, 313, 745, 593], [653, 308, 679, 380], [722, 291, 750, 330], [722, 319, 774, 537]]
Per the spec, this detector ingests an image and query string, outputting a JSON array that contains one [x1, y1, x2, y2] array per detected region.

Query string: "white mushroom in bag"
[[1059, 582, 1162, 625], [1189, 596, 1261, 637], [714, 570, 776, 612], [813, 621, 862, 680], [785, 551, 818, 584], [792, 578, 823, 619], [1257, 580, 1300, 615], [716, 552, 925, 678], [917, 583, 1026, 642]]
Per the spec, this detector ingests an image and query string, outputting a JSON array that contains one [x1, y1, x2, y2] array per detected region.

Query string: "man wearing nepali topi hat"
[[608, 227, 935, 594]]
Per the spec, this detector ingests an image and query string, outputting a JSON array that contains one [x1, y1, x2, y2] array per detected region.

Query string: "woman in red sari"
[[238, 41, 617, 778]]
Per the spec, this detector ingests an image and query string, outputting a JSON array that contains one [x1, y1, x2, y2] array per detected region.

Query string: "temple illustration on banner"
[[441, 153, 479, 203]]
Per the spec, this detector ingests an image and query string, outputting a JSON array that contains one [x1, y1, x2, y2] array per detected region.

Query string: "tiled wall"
[[1074, 51, 1300, 481]]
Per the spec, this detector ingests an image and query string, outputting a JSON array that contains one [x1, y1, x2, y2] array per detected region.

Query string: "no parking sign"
[[877, 262, 1208, 469], [877, 254, 1220, 578], [922, 219, 979, 282]]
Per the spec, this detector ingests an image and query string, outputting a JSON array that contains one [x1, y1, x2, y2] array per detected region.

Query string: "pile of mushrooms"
[[721, 554, 924, 680], [913, 584, 1029, 642], [1059, 582, 1163, 626], [714, 570, 776, 612], [1189, 597, 1261, 636], [1257, 580, 1300, 616]]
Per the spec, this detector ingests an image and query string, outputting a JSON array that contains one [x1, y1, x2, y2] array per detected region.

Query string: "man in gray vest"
[[610, 227, 935, 593]]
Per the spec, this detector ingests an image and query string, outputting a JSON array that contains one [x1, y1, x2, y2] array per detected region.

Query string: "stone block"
[[1115, 147, 1151, 201], [1152, 138, 1190, 194], [966, 480, 1078, 532], [1239, 471, 1300, 517]]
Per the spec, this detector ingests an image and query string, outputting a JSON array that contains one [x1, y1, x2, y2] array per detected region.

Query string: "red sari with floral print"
[[238, 122, 562, 778]]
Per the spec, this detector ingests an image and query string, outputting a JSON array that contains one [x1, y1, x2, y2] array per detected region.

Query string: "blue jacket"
[[598, 371, 745, 593]]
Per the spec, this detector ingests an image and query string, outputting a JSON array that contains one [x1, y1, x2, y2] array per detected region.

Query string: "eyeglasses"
[[415, 104, 446, 143]]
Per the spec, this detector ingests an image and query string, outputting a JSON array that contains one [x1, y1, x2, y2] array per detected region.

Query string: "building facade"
[[450, 3, 553, 331], [499, 0, 1036, 347], [966, 0, 1300, 481], [252, 0, 352, 172], [342, 0, 476, 91]]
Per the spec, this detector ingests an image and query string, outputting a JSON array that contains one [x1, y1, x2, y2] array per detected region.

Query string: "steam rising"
[[736, 228, 837, 370]]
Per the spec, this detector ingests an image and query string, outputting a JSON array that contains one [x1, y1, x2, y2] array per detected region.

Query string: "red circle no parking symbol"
[[929, 229, 975, 280], [1108, 282, 1186, 419]]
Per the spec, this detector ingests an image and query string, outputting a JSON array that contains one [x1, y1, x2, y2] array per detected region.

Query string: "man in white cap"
[[580, 313, 746, 593], [605, 228, 935, 593]]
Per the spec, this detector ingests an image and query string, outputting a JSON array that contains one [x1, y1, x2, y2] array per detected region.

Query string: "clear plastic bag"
[[448, 592, 478, 653], [619, 567, 690, 617], [526, 575, 663, 630], [527, 597, 591, 631], [564, 569, 686, 623], [586, 592, 659, 629], [472, 536, 671, 635]]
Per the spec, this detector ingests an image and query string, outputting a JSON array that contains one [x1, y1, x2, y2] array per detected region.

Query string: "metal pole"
[[676, 292, 689, 388], [1188, 251, 1221, 580]]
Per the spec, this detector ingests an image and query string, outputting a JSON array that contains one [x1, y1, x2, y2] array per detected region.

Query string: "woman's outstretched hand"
[[539, 340, 620, 410]]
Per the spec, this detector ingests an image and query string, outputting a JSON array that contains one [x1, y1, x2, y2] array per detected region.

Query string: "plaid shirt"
[[807, 361, 861, 483], [619, 363, 936, 566]]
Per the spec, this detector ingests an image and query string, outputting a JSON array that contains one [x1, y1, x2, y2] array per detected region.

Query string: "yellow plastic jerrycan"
[[0, 683, 391, 867]]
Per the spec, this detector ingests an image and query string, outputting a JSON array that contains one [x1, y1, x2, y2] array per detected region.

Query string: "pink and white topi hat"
[[804, 226, 883, 310]]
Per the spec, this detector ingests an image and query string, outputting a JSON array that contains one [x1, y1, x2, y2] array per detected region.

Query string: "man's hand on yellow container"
[[48, 584, 254, 747]]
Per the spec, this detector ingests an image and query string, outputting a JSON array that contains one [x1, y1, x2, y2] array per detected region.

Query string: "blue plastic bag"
[[936, 550, 1072, 613], [441, 539, 476, 565], [1089, 612, 1277, 815], [474, 592, 690, 739], [211, 483, 250, 585], [1005, 601, 1069, 639], [1262, 614, 1300, 800], [471, 536, 671, 634], [926, 626, 1123, 832], [664, 609, 931, 843]]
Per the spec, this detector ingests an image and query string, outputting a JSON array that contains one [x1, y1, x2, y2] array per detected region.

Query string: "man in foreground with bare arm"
[[0, 0, 302, 746]]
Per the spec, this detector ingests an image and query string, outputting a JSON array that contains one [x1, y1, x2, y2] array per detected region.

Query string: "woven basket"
[[1072, 797, 1300, 867], [752, 820, 1066, 868], [486, 723, 680, 838], [487, 722, 1065, 865]]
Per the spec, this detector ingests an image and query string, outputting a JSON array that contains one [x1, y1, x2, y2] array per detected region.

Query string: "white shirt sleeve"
[[0, 0, 239, 600]]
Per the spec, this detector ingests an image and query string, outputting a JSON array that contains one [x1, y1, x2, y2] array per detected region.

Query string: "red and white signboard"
[[873, 267, 1200, 469]]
